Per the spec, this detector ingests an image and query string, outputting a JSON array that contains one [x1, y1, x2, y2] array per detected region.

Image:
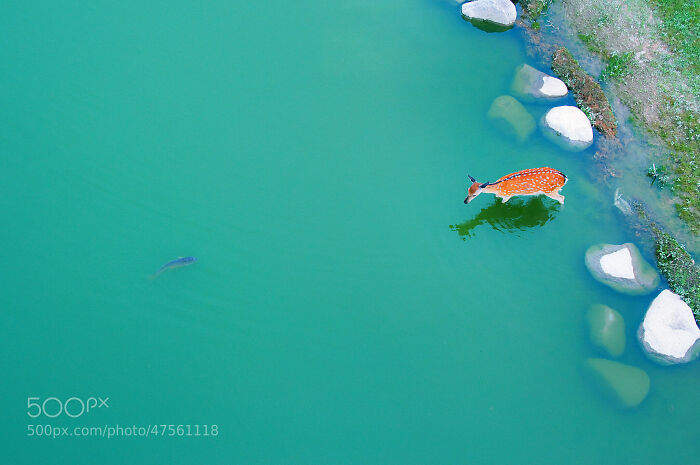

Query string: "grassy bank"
[[518, 0, 700, 234], [649, 0, 699, 77], [562, 0, 699, 233], [646, 0, 699, 231]]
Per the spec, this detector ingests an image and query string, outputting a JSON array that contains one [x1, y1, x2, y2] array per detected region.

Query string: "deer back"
[[488, 168, 567, 196]]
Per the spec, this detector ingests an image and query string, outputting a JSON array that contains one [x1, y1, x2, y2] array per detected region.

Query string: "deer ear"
[[468, 175, 476, 183], [479, 182, 489, 188]]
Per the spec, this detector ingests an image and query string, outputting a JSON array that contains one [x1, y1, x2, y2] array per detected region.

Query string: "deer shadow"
[[450, 197, 560, 239]]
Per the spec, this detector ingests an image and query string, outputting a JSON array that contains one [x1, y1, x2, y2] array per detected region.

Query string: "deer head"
[[464, 175, 490, 204]]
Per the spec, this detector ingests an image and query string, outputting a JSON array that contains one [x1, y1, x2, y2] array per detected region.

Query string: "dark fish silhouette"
[[150, 256, 197, 278]]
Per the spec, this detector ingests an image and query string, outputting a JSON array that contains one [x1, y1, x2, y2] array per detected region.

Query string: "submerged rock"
[[542, 106, 593, 151], [461, 0, 517, 30], [511, 64, 568, 100], [487, 95, 536, 141], [638, 290, 700, 365], [585, 243, 659, 295], [586, 358, 650, 408], [587, 304, 625, 357]]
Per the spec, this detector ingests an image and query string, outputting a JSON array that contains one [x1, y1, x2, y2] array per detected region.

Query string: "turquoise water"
[[1, 1, 698, 463]]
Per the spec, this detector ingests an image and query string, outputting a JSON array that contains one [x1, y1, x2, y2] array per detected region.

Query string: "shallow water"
[[1, 1, 698, 463]]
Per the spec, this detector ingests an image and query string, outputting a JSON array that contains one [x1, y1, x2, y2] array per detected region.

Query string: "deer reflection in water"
[[450, 197, 560, 239]]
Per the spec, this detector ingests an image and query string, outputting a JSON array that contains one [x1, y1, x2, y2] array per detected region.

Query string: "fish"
[[614, 188, 633, 215], [150, 256, 197, 278]]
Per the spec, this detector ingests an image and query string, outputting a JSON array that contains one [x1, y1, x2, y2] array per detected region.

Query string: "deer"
[[464, 167, 568, 205]]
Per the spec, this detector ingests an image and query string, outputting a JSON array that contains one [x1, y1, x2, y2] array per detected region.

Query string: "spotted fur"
[[465, 167, 568, 204]]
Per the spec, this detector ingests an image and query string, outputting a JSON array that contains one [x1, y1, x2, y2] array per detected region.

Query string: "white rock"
[[540, 76, 568, 97], [511, 64, 568, 100], [461, 0, 517, 27], [544, 106, 594, 143], [585, 243, 659, 295], [639, 290, 700, 364], [600, 247, 635, 279]]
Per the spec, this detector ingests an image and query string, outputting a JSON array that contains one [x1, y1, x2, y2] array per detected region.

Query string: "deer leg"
[[499, 195, 512, 203], [546, 192, 565, 204]]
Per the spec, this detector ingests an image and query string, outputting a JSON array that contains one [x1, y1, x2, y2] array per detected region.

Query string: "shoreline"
[[458, 0, 699, 324], [515, 0, 700, 323], [516, 0, 698, 239]]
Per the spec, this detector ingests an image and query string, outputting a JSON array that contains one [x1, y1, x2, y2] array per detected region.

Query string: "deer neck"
[[481, 183, 500, 195]]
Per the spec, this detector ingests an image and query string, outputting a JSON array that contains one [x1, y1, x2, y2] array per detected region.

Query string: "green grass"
[[669, 147, 700, 232], [578, 33, 608, 57], [651, 106, 700, 233], [578, 34, 635, 82], [653, 229, 700, 325], [521, 0, 553, 20], [646, 162, 673, 187], [648, 0, 700, 104], [648, 0, 700, 75], [600, 52, 635, 81]]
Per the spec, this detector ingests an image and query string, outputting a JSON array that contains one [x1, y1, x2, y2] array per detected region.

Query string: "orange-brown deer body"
[[464, 167, 568, 204]]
